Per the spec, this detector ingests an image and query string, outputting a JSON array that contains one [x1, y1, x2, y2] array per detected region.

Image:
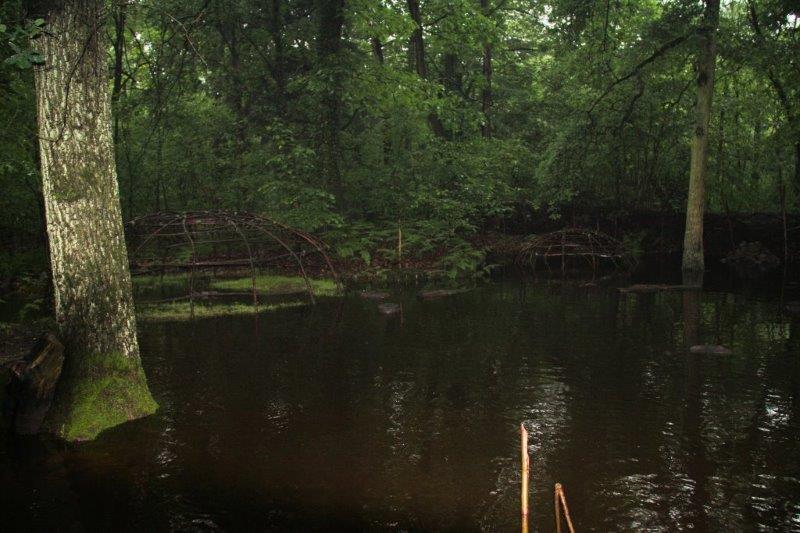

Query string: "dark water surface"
[[2, 280, 800, 531]]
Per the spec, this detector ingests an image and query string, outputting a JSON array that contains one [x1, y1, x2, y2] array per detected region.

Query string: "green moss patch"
[[136, 300, 308, 321], [210, 275, 339, 296], [44, 351, 158, 442]]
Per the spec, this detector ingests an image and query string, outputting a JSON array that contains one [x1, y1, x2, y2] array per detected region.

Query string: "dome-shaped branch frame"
[[125, 211, 338, 313]]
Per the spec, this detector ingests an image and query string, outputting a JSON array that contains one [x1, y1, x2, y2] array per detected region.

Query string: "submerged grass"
[[132, 273, 339, 296], [210, 275, 339, 296], [133, 274, 338, 321], [136, 300, 308, 321]]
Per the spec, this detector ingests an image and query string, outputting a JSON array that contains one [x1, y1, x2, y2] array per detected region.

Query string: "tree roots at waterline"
[[4, 335, 157, 441], [40, 349, 157, 442]]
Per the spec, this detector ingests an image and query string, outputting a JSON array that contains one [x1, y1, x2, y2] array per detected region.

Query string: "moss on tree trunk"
[[33, 0, 157, 441]]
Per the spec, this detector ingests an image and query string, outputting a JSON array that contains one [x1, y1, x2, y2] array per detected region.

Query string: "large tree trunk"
[[33, 0, 157, 441], [682, 0, 720, 280]]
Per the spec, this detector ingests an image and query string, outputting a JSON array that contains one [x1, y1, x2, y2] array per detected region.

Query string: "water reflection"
[[1, 281, 799, 530]]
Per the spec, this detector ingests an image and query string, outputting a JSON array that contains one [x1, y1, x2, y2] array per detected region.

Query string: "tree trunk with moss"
[[682, 0, 719, 279], [33, 0, 157, 441]]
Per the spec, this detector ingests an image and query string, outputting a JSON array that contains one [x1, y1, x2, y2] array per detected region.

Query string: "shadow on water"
[[2, 276, 800, 531]]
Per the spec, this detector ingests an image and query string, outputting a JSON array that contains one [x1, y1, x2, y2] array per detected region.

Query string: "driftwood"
[[360, 291, 390, 301], [690, 345, 732, 355], [417, 288, 471, 300], [377, 303, 401, 315], [4, 333, 64, 435]]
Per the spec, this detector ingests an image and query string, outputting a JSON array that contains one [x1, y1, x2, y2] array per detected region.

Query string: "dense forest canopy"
[[1, 0, 798, 278]]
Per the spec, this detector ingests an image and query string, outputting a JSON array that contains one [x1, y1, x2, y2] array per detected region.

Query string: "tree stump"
[[5, 333, 65, 435]]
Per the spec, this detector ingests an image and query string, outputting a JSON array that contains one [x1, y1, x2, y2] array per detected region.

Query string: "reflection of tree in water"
[[672, 290, 800, 530], [680, 288, 711, 531], [72, 284, 800, 530]]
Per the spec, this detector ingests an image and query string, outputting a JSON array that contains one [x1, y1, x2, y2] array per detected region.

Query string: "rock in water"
[[690, 345, 732, 355], [378, 303, 401, 315], [360, 291, 390, 301], [5, 333, 65, 435]]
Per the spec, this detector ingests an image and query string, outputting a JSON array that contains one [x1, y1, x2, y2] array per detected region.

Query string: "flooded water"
[[2, 279, 800, 531]]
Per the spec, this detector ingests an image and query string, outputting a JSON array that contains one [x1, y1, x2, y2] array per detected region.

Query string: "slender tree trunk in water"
[[682, 0, 719, 283], [33, 0, 157, 441], [317, 0, 345, 201], [481, 0, 493, 138], [407, 0, 445, 137]]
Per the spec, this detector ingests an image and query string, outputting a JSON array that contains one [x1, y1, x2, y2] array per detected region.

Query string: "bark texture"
[[34, 0, 157, 441], [682, 0, 720, 276]]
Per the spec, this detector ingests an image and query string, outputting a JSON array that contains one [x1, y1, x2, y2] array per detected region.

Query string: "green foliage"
[[0, 249, 47, 283], [1, 0, 798, 284], [77, 2, 800, 225], [621, 231, 647, 260], [437, 240, 488, 279], [1, 17, 44, 69]]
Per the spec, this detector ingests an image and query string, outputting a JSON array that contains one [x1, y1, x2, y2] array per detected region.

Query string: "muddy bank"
[[492, 209, 798, 261]]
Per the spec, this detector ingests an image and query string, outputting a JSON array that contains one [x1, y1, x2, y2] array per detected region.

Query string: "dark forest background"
[[2, 0, 798, 280]]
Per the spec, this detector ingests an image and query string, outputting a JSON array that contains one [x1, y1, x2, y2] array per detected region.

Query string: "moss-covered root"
[[42, 351, 157, 442]]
